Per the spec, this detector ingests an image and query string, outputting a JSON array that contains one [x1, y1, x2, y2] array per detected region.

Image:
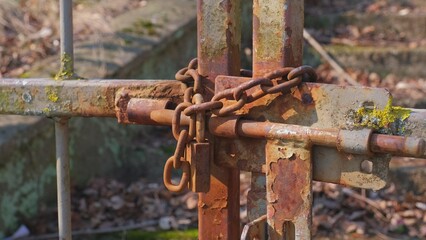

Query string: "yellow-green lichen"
[[42, 108, 51, 114], [354, 97, 411, 135], [0, 91, 11, 109], [45, 87, 59, 103], [54, 53, 74, 80]]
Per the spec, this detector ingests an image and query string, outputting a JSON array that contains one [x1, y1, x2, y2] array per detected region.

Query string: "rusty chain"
[[164, 58, 317, 192], [182, 60, 317, 117], [164, 60, 205, 192]]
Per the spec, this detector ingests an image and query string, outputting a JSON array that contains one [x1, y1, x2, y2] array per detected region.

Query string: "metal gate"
[[0, 0, 425, 239]]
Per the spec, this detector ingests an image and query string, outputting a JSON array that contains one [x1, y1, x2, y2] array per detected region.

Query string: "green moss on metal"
[[354, 97, 411, 135], [18, 72, 31, 78], [14, 98, 25, 112], [55, 53, 74, 80], [0, 90, 11, 110], [45, 86, 59, 103], [0, 89, 25, 112]]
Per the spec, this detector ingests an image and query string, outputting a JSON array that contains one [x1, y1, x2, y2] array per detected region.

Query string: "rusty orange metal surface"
[[208, 115, 240, 138], [241, 215, 267, 240], [126, 98, 173, 124], [253, 0, 304, 76], [197, 0, 241, 239], [163, 157, 190, 192], [370, 134, 425, 158], [128, 109, 190, 126], [253, 0, 310, 238], [197, 0, 241, 100], [266, 141, 312, 239], [186, 142, 210, 192]]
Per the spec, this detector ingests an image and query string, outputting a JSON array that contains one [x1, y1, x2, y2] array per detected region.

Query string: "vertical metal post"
[[253, 0, 311, 239], [60, 0, 74, 71], [197, 0, 241, 239], [55, 118, 72, 240], [56, 0, 73, 239]]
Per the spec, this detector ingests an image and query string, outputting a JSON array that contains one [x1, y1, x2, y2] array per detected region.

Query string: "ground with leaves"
[[20, 174, 426, 239]]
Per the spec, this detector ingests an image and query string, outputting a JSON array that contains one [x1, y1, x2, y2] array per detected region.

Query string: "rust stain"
[[266, 140, 312, 238], [269, 157, 307, 216]]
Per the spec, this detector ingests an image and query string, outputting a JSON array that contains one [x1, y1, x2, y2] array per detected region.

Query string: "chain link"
[[164, 58, 317, 192], [163, 157, 190, 192], [164, 59, 204, 192]]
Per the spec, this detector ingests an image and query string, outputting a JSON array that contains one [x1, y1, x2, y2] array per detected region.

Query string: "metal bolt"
[[22, 92, 32, 103], [360, 160, 373, 174]]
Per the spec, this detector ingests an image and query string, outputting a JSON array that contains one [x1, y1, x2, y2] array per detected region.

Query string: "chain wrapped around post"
[[163, 60, 202, 192], [163, 58, 318, 192]]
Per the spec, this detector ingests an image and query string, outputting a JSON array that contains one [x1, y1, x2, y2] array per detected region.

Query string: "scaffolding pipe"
[[56, 0, 73, 239]]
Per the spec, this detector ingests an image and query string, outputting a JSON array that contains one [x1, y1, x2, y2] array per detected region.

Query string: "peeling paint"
[[200, 1, 229, 58], [253, 0, 284, 62], [266, 140, 312, 238]]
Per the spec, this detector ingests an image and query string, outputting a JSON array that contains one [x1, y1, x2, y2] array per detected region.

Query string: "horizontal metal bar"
[[0, 78, 185, 118], [123, 105, 425, 158], [235, 120, 425, 158], [237, 120, 338, 147]]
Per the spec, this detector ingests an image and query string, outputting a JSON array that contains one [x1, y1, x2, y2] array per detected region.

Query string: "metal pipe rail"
[[123, 105, 426, 158], [234, 120, 425, 158], [0, 79, 185, 117]]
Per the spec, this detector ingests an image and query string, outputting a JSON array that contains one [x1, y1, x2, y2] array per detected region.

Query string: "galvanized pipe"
[[60, 0, 74, 70], [56, 1, 73, 239], [55, 118, 72, 240]]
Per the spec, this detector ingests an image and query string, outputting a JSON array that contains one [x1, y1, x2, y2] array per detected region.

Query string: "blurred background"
[[0, 0, 425, 239]]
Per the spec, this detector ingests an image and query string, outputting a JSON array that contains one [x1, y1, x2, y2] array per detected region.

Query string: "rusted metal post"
[[197, 0, 241, 239], [253, 0, 310, 239], [56, 0, 73, 239]]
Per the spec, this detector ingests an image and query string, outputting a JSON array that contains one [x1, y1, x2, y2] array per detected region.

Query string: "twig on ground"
[[303, 29, 360, 86], [342, 188, 388, 222]]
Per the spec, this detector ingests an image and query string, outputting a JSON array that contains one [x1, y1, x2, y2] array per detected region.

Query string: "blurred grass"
[[81, 229, 198, 240]]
